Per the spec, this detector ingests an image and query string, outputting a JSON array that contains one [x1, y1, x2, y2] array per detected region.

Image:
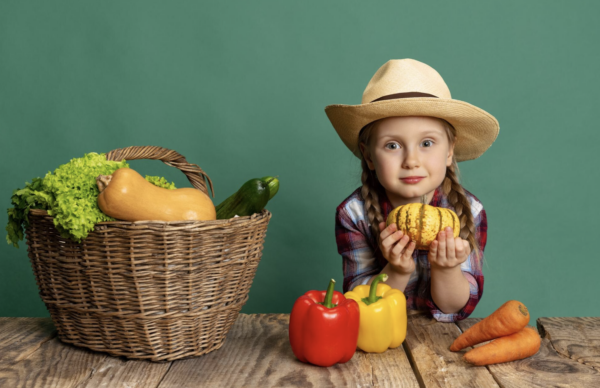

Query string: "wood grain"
[[158, 313, 419, 387], [457, 318, 600, 388], [2, 315, 599, 387], [76, 356, 171, 388], [364, 347, 420, 388], [537, 317, 600, 371], [0, 338, 108, 388], [403, 315, 499, 387], [0, 318, 56, 365]]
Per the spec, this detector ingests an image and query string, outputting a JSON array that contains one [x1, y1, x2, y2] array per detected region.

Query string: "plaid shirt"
[[335, 185, 487, 322]]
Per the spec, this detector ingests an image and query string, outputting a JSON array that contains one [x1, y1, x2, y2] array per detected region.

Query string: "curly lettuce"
[[6, 152, 176, 247], [144, 175, 176, 190], [6, 178, 53, 248]]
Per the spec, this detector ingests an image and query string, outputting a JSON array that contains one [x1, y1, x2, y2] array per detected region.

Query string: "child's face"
[[359, 116, 454, 207]]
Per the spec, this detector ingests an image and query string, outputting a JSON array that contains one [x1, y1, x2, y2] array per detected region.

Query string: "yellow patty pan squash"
[[386, 202, 460, 250], [344, 274, 407, 353]]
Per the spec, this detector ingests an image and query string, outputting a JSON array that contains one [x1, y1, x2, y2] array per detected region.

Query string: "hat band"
[[371, 91, 438, 103]]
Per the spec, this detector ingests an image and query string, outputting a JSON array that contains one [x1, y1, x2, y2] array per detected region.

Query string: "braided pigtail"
[[431, 117, 481, 258], [360, 158, 385, 246], [358, 120, 386, 246], [442, 152, 481, 258]]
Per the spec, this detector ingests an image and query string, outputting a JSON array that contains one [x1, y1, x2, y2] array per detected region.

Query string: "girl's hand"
[[428, 227, 471, 271], [378, 222, 416, 275]]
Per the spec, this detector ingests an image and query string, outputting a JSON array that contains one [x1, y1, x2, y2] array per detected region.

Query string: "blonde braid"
[[360, 158, 385, 246], [358, 120, 386, 246], [443, 160, 481, 258]]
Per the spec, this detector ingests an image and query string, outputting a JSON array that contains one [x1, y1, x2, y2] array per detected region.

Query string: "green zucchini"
[[216, 176, 279, 219], [261, 176, 279, 200]]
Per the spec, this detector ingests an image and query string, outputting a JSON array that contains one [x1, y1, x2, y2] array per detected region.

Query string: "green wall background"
[[1, 1, 599, 325]]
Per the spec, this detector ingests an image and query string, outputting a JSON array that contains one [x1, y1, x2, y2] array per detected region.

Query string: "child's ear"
[[446, 143, 455, 166], [359, 142, 375, 170]]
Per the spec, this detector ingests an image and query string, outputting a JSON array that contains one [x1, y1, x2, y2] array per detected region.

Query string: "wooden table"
[[1, 314, 598, 387]]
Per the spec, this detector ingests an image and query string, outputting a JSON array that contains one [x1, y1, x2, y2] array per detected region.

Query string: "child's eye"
[[422, 140, 434, 147], [385, 142, 400, 150]]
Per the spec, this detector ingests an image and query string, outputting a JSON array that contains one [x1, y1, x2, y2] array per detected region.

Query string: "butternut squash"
[[96, 168, 216, 222]]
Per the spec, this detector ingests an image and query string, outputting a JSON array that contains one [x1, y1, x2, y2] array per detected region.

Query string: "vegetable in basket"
[[216, 176, 279, 219], [289, 279, 360, 367], [344, 273, 407, 353], [6, 152, 177, 247], [97, 167, 216, 222]]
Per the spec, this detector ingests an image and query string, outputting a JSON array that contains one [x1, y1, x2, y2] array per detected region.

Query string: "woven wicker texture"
[[25, 146, 271, 361]]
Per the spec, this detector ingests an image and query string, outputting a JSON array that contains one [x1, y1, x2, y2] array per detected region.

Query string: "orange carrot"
[[463, 326, 541, 365], [450, 300, 530, 352]]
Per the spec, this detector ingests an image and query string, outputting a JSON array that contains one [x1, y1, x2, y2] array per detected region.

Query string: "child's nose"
[[402, 148, 420, 168]]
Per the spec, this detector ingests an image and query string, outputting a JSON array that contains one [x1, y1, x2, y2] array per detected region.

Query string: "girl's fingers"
[[381, 232, 403, 251], [453, 237, 463, 258], [463, 240, 471, 257], [436, 230, 447, 260], [380, 223, 398, 241], [403, 240, 416, 258], [430, 233, 472, 269], [445, 227, 455, 259], [429, 240, 438, 259], [391, 234, 410, 256], [378, 222, 386, 232]]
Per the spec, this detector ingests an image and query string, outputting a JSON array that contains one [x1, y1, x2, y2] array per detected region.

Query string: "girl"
[[325, 59, 499, 322]]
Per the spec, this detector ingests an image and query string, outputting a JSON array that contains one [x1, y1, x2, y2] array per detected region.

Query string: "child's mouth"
[[400, 177, 424, 184]]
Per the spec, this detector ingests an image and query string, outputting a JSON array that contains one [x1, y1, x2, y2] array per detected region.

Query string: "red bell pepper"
[[289, 279, 360, 367]]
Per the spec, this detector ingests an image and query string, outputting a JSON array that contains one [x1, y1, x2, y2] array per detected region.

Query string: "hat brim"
[[325, 98, 499, 162]]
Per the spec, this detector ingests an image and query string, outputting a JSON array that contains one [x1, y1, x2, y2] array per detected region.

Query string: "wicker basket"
[[25, 146, 271, 361]]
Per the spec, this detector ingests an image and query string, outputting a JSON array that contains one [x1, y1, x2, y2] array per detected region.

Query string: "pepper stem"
[[320, 279, 337, 309], [363, 273, 388, 305]]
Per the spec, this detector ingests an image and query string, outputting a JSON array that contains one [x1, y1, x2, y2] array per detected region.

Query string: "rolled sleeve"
[[335, 202, 380, 293]]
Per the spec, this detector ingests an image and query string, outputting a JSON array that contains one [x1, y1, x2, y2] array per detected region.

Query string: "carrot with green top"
[[450, 300, 530, 352]]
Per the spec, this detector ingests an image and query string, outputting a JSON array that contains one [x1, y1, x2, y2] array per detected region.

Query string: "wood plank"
[[0, 338, 171, 388], [0, 318, 185, 388], [457, 318, 600, 388], [537, 317, 600, 371], [403, 314, 499, 387], [0, 318, 56, 364], [0, 337, 108, 388], [364, 347, 420, 388], [158, 313, 419, 387], [76, 356, 171, 388]]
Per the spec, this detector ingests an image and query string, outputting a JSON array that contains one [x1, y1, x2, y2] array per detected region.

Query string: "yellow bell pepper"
[[344, 274, 407, 353]]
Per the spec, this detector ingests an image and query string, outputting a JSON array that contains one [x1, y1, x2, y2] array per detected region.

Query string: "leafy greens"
[[6, 152, 176, 247]]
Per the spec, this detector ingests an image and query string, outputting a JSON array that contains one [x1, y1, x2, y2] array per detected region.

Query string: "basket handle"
[[105, 146, 214, 197]]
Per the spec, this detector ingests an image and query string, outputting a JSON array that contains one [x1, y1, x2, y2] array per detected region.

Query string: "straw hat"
[[325, 59, 499, 162]]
